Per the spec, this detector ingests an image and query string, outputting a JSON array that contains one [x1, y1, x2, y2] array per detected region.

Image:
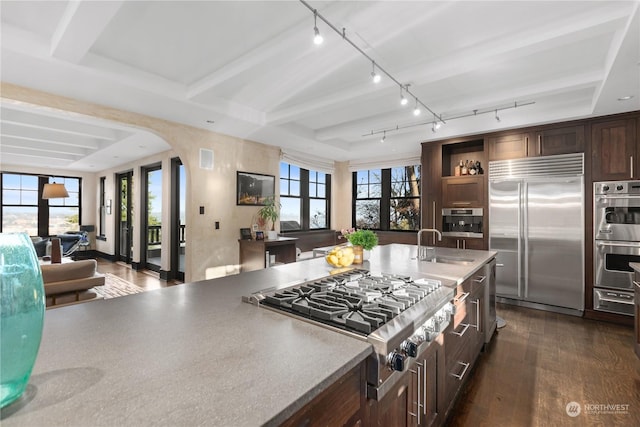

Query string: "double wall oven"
[[594, 181, 640, 316]]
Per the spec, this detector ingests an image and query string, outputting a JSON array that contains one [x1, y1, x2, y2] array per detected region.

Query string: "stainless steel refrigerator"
[[489, 153, 584, 314]]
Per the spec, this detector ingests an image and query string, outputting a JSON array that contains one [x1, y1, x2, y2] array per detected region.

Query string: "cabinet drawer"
[[444, 315, 473, 365], [444, 341, 473, 404]]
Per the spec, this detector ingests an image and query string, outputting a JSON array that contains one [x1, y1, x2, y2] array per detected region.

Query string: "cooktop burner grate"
[[261, 269, 442, 336]]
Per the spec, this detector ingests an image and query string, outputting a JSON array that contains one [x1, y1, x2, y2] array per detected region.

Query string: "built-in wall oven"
[[593, 181, 640, 316]]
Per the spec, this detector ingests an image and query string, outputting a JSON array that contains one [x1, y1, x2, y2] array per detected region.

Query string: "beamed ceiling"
[[1, 0, 639, 171]]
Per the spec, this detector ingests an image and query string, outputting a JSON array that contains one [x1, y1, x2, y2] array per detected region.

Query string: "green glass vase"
[[0, 232, 45, 408]]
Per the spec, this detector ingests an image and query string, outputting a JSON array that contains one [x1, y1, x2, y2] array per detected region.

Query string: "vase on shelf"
[[0, 232, 45, 408]]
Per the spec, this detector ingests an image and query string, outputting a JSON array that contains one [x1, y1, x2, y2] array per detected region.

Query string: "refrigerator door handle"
[[522, 182, 529, 299]]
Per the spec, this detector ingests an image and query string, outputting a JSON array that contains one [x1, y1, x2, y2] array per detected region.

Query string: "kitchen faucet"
[[417, 228, 442, 260]]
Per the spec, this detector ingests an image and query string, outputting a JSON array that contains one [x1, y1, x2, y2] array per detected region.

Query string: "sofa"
[[41, 259, 105, 308]]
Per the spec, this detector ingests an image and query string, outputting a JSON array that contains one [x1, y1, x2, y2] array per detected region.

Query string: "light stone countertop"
[[1, 244, 495, 426]]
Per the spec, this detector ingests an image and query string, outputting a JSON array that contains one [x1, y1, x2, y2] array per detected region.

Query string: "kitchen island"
[[1, 244, 495, 426]]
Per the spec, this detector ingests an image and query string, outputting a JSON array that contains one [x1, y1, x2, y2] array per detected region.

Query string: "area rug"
[[93, 273, 145, 299]]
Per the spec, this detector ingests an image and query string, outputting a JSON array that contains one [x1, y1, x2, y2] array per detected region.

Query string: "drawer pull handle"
[[450, 323, 470, 337], [473, 275, 486, 283], [450, 361, 471, 380], [454, 291, 470, 304]]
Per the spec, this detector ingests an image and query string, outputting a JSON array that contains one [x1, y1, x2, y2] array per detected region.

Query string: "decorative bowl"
[[325, 245, 355, 267]]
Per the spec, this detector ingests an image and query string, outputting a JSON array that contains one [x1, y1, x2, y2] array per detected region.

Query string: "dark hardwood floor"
[[447, 303, 640, 427], [95, 258, 182, 290]]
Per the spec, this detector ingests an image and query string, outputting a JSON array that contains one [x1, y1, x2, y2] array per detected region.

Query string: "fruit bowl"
[[325, 245, 355, 267]]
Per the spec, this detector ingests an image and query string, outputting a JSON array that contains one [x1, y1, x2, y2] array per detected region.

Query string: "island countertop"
[[1, 244, 495, 426]]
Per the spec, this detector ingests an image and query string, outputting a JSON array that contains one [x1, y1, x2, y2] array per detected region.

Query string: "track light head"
[[432, 123, 437, 133], [313, 11, 323, 45], [413, 99, 421, 116], [313, 27, 323, 45], [381, 131, 386, 143], [400, 87, 408, 106], [371, 62, 381, 83], [495, 109, 500, 122]]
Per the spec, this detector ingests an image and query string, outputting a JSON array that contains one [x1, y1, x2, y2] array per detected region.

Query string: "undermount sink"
[[424, 256, 475, 265]]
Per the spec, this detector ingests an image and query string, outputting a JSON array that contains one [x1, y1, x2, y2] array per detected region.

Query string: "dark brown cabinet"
[[282, 363, 365, 427], [488, 125, 585, 161], [238, 237, 298, 272], [529, 125, 585, 157], [442, 269, 486, 419], [591, 118, 638, 181], [441, 176, 484, 208], [488, 132, 529, 160], [440, 237, 484, 250], [422, 143, 442, 235], [370, 366, 416, 427]]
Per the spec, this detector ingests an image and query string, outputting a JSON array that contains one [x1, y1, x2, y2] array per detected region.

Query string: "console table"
[[238, 237, 298, 272]]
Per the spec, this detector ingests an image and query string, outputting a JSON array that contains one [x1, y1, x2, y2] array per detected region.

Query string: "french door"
[[116, 171, 133, 264]]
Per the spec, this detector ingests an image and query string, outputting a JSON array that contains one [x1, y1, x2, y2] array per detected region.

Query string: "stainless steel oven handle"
[[595, 240, 640, 248], [599, 296, 635, 305], [596, 194, 640, 200], [632, 156, 634, 179]]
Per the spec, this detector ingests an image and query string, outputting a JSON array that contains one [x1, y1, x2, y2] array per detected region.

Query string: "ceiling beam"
[[590, 2, 640, 112], [266, 5, 631, 126], [50, 1, 124, 63]]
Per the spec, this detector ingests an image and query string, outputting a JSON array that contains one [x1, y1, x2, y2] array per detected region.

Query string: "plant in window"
[[341, 228, 378, 250]]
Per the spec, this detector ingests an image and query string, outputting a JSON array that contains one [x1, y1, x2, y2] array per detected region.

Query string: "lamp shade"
[[42, 183, 69, 199]]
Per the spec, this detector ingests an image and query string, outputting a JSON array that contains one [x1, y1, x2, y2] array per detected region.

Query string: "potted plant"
[[257, 196, 280, 240], [341, 228, 378, 263]]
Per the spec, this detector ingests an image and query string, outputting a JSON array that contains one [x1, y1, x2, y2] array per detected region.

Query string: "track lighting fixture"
[[381, 131, 386, 143], [371, 62, 381, 84], [363, 100, 535, 139], [400, 87, 408, 106], [313, 11, 323, 45], [299, 1, 441, 122]]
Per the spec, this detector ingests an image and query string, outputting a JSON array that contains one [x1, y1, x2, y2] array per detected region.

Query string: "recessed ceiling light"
[[618, 95, 634, 101]]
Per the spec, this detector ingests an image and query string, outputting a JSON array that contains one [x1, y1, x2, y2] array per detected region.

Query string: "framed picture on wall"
[[236, 171, 275, 206]]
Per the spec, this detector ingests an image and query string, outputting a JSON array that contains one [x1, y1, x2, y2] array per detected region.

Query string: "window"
[[353, 165, 420, 231], [1, 172, 81, 236], [47, 176, 80, 236], [279, 162, 331, 231], [1, 173, 39, 235]]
